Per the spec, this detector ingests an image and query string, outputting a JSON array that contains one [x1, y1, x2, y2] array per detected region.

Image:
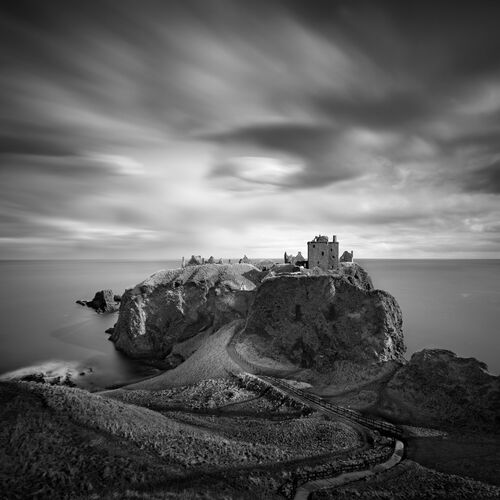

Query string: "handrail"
[[226, 332, 405, 500]]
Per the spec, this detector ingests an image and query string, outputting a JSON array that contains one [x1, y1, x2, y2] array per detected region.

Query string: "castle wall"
[[307, 236, 339, 271]]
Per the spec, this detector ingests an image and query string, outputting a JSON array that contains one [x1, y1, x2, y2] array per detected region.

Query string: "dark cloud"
[[462, 162, 500, 194], [0, 0, 499, 258], [312, 90, 437, 131], [0, 136, 73, 158], [204, 123, 374, 188]]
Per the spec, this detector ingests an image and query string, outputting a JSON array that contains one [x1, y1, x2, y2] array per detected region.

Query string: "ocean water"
[[0, 259, 498, 389], [0, 260, 181, 389], [358, 259, 500, 374]]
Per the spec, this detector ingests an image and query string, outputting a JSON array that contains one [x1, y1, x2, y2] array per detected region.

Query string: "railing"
[[226, 336, 405, 500], [258, 375, 403, 438], [247, 375, 403, 499]]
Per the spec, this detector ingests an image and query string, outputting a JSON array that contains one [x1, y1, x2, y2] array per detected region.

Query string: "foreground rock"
[[377, 349, 500, 432], [76, 289, 120, 313], [0, 361, 92, 387], [111, 264, 263, 360]]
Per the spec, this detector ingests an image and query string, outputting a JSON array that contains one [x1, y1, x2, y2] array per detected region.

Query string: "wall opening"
[[295, 304, 302, 321]]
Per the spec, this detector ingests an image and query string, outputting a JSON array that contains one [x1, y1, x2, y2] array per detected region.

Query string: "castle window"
[[294, 304, 302, 321], [313, 244, 315, 248], [321, 251, 324, 256]]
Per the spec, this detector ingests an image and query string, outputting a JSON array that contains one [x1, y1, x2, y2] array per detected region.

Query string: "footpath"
[[225, 329, 406, 500]]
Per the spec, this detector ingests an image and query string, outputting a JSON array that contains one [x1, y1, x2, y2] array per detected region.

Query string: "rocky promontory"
[[111, 264, 263, 360], [377, 349, 500, 432], [110, 261, 500, 434], [110, 262, 403, 379], [241, 271, 404, 374]]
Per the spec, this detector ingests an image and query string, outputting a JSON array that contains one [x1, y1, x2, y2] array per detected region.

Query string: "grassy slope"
[[117, 321, 242, 391], [311, 460, 500, 499], [0, 378, 364, 499]]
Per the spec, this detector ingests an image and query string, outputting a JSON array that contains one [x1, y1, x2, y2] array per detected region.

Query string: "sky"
[[1, 0, 500, 260]]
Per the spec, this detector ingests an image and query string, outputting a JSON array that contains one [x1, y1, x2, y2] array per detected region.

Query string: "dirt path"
[[225, 328, 406, 499], [294, 440, 404, 500]]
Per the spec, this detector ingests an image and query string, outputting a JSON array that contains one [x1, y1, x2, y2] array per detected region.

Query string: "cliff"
[[240, 271, 404, 374], [111, 261, 402, 379], [378, 349, 500, 432], [111, 264, 262, 360]]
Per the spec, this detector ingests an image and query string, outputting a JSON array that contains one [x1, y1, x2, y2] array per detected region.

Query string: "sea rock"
[[0, 361, 90, 387], [76, 289, 119, 313], [240, 271, 404, 374], [379, 349, 500, 431], [111, 264, 262, 359]]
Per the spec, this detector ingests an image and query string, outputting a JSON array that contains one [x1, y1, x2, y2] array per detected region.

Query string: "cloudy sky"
[[1, 0, 499, 259]]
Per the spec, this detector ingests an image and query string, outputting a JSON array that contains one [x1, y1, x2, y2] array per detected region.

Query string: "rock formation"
[[76, 289, 119, 312], [111, 264, 263, 359], [378, 349, 500, 431], [111, 261, 401, 374], [241, 270, 405, 373]]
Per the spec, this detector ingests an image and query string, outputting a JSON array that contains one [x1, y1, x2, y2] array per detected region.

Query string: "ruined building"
[[307, 235, 339, 271], [284, 251, 307, 266], [340, 250, 354, 263]]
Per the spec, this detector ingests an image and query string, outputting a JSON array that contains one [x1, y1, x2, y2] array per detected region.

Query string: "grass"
[[121, 321, 243, 390], [311, 460, 500, 499]]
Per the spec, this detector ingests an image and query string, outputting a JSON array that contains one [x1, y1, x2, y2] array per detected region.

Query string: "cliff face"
[[241, 271, 405, 372], [111, 264, 262, 359], [378, 349, 500, 431]]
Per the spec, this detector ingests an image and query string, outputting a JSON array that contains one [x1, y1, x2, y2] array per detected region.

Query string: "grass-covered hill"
[[0, 378, 362, 499]]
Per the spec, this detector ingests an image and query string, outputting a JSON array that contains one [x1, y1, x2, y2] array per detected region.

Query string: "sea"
[[0, 259, 498, 389]]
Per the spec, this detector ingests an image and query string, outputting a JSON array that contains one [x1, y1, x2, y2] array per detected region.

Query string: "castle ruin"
[[307, 235, 339, 271]]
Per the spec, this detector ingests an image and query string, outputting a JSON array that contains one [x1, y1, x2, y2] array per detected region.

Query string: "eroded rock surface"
[[111, 264, 262, 359], [241, 270, 404, 374], [379, 349, 500, 431], [77, 289, 119, 313]]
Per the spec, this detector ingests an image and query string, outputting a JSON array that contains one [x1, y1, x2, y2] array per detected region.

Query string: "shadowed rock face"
[[111, 264, 262, 359], [379, 349, 500, 431], [241, 272, 405, 372]]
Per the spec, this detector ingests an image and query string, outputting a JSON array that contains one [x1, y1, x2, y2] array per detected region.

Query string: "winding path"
[[225, 329, 406, 499]]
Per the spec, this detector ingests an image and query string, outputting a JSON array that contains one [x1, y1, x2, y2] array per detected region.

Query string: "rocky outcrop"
[[0, 361, 92, 387], [378, 349, 500, 431], [240, 271, 404, 374], [111, 264, 262, 360], [76, 289, 119, 313]]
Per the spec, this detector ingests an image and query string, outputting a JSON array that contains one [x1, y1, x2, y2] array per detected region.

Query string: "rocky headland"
[[2, 261, 499, 499], [109, 261, 499, 433], [111, 263, 263, 363]]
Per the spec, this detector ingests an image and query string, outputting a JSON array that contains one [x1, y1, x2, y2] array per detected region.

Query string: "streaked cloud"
[[0, 0, 499, 259]]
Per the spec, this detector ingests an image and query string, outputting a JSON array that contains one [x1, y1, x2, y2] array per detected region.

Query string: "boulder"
[[240, 271, 405, 374], [111, 264, 262, 360]]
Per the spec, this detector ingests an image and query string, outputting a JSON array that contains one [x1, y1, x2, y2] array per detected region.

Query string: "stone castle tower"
[[307, 235, 339, 271]]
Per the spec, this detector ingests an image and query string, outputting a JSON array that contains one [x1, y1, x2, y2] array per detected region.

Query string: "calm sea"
[[0, 259, 498, 389]]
